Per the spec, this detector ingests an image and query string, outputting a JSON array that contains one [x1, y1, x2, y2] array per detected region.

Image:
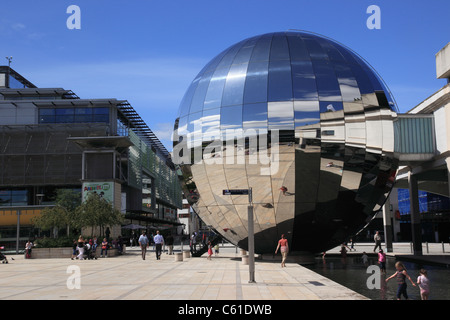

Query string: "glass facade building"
[[174, 31, 398, 254], [0, 68, 182, 250]]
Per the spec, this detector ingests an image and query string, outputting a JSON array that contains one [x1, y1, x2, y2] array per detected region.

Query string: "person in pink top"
[[378, 249, 386, 273], [417, 269, 430, 300], [275, 234, 289, 268]]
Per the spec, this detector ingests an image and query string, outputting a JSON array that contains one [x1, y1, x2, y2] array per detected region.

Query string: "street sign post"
[[223, 188, 255, 283]]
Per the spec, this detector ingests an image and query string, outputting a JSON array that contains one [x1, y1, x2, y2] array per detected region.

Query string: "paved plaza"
[[0, 245, 367, 300]]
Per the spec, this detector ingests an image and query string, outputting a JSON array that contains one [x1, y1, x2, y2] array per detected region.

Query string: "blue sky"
[[1, 0, 449, 149]]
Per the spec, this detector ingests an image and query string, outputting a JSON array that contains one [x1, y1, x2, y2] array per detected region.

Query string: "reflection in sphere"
[[173, 31, 398, 254]]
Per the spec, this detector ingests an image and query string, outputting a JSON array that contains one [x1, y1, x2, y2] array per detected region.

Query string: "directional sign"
[[222, 189, 249, 195]]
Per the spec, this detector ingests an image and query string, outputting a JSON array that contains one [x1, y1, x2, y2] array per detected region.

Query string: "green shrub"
[[34, 236, 74, 248]]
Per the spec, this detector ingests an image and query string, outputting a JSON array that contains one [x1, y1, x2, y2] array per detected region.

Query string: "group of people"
[[138, 230, 175, 260], [71, 236, 118, 260], [280, 232, 432, 300]]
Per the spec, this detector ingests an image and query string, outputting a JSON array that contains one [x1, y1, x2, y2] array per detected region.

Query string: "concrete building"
[[381, 43, 450, 253]]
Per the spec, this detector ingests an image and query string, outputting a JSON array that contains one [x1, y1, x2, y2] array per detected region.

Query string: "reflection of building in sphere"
[[173, 31, 398, 254]]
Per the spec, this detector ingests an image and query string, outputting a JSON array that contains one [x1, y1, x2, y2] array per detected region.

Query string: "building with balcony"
[[0, 67, 182, 251]]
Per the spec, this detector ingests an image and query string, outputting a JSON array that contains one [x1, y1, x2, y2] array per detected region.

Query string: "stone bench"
[[30, 247, 120, 259]]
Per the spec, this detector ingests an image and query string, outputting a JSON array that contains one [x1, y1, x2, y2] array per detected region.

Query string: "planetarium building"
[[173, 31, 398, 254]]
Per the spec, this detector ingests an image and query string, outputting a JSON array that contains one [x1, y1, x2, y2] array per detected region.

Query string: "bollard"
[[410, 242, 413, 253], [443, 242, 445, 253], [426, 242, 429, 254], [242, 255, 249, 265], [174, 252, 183, 262], [183, 250, 191, 259]]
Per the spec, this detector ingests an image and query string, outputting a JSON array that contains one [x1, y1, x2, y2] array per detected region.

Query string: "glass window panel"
[[268, 60, 293, 102], [93, 107, 109, 115], [249, 34, 273, 62], [74, 107, 92, 122], [11, 190, 28, 206], [286, 34, 311, 61], [221, 63, 249, 107], [39, 108, 55, 123], [243, 61, 269, 104], [39, 108, 55, 116], [0, 190, 11, 206], [268, 101, 294, 130], [55, 108, 74, 123], [269, 34, 290, 61], [92, 107, 109, 123]]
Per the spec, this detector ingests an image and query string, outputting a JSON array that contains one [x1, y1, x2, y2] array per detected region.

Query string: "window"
[[39, 107, 110, 124], [0, 189, 28, 207]]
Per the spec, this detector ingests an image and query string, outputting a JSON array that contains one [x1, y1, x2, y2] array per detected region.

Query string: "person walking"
[[417, 269, 430, 300], [166, 233, 174, 255], [100, 238, 109, 258], [378, 249, 386, 273], [138, 231, 149, 260], [76, 236, 85, 260], [71, 239, 78, 260], [275, 234, 289, 268], [386, 261, 417, 300], [373, 231, 382, 252], [153, 230, 164, 260], [207, 241, 213, 260], [214, 243, 219, 256], [361, 252, 369, 266]]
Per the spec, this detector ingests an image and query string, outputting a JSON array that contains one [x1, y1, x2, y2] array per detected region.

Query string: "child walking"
[[386, 261, 416, 300], [417, 269, 430, 300]]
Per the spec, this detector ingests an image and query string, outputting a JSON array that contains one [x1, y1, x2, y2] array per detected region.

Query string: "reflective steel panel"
[[174, 31, 398, 254]]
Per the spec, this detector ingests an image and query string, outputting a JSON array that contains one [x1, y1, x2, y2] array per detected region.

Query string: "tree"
[[75, 192, 124, 237], [32, 189, 81, 237]]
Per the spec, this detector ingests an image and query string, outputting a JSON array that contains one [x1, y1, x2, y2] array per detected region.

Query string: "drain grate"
[[308, 281, 325, 286]]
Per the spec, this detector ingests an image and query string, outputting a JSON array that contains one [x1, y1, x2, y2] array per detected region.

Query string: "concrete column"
[[382, 196, 393, 252], [408, 171, 423, 256], [445, 157, 450, 200]]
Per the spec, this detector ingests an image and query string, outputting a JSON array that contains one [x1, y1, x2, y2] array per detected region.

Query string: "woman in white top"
[[417, 269, 430, 300]]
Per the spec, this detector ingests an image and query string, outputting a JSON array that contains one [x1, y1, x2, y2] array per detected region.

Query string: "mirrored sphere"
[[174, 31, 398, 254]]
